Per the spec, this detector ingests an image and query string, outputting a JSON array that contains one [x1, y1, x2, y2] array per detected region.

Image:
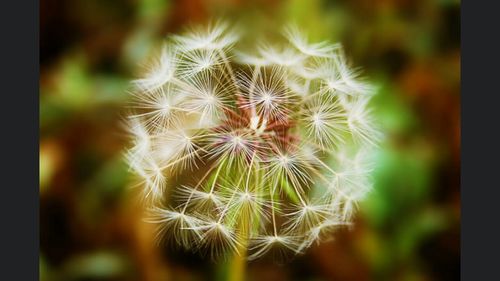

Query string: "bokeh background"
[[40, 0, 460, 280]]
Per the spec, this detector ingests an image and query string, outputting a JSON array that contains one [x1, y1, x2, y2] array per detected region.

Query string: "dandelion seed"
[[258, 45, 305, 66], [126, 118, 151, 155], [284, 203, 332, 233], [130, 88, 188, 133], [133, 47, 176, 92], [193, 219, 241, 259], [175, 184, 224, 212], [238, 67, 293, 122], [153, 130, 202, 170], [127, 152, 166, 201], [233, 51, 271, 67], [248, 234, 301, 260], [173, 21, 238, 52], [146, 207, 203, 248], [284, 25, 340, 58], [347, 97, 381, 146], [301, 97, 348, 149], [177, 49, 223, 77], [297, 216, 349, 252], [181, 71, 233, 124]]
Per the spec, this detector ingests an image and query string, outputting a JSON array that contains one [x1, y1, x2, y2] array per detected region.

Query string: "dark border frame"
[[0, 0, 39, 279], [461, 0, 500, 280]]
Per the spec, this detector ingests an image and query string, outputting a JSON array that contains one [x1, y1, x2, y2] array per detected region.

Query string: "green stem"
[[227, 235, 248, 281], [227, 200, 250, 281]]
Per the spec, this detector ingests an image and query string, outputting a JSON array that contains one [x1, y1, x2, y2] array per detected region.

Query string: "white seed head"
[[126, 22, 380, 260]]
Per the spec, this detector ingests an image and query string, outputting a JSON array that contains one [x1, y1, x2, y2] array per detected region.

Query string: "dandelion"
[[126, 22, 380, 262]]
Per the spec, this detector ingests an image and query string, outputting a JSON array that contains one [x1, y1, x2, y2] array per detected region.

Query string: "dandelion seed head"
[[126, 22, 380, 260]]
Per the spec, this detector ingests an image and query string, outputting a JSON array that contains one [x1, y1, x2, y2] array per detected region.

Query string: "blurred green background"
[[40, 0, 460, 280]]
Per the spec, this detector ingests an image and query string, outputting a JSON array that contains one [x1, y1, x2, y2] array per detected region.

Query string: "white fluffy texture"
[[127, 22, 380, 260]]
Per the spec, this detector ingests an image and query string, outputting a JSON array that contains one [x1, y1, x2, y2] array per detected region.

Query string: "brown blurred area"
[[40, 0, 460, 280]]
